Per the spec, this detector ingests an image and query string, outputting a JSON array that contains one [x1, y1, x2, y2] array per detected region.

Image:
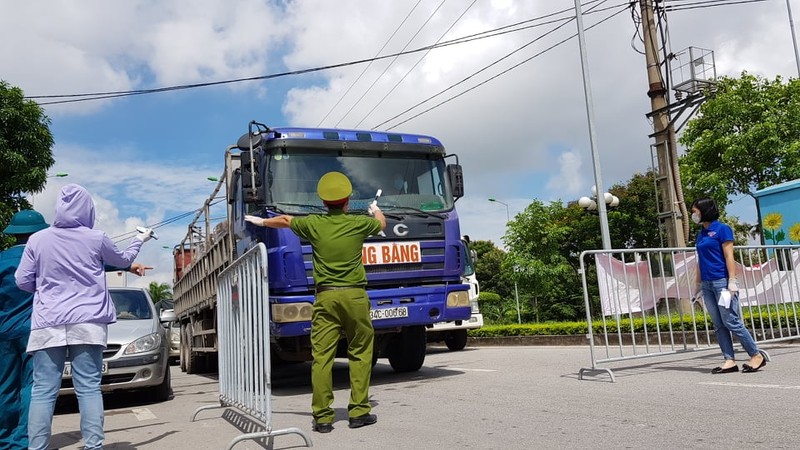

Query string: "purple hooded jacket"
[[15, 184, 143, 329]]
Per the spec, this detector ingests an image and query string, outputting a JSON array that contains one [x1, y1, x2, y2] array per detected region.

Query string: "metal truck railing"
[[578, 245, 800, 382], [190, 243, 312, 449]]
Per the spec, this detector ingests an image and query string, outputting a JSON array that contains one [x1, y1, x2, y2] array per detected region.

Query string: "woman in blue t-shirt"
[[692, 197, 766, 374]]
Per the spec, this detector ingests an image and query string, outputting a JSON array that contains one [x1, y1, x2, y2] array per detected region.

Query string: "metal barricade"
[[578, 245, 800, 382], [190, 243, 312, 449]]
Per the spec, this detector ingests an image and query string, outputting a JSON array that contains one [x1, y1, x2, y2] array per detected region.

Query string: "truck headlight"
[[272, 303, 313, 323], [124, 333, 162, 355], [447, 291, 470, 308]]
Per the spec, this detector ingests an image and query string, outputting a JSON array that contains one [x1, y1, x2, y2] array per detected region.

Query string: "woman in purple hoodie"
[[15, 184, 154, 450]]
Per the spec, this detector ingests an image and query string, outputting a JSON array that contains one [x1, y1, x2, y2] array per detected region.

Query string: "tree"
[[679, 72, 800, 228], [500, 172, 671, 322], [471, 239, 510, 299], [147, 282, 173, 304], [505, 200, 585, 322], [0, 81, 55, 250]]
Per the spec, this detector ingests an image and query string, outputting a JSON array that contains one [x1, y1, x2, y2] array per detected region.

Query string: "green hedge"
[[468, 310, 799, 337]]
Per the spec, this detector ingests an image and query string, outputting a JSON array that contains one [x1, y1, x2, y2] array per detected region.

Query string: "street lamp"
[[578, 186, 619, 212], [488, 197, 522, 324], [30, 172, 69, 207]]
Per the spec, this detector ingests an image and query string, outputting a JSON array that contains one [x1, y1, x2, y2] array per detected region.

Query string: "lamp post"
[[573, 0, 611, 250], [488, 197, 522, 324], [578, 186, 620, 247], [30, 172, 69, 207]]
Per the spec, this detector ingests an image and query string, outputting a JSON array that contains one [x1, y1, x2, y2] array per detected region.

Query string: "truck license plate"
[[63, 362, 107, 377], [370, 307, 408, 320]]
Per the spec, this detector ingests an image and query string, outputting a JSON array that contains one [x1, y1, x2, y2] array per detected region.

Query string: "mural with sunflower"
[[762, 212, 800, 244]]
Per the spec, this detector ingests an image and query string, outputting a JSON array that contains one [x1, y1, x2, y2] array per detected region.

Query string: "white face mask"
[[691, 212, 701, 224]]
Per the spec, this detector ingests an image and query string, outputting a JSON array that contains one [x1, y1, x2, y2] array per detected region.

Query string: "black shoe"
[[711, 365, 739, 374], [313, 422, 333, 433], [742, 357, 767, 373], [348, 413, 377, 428]]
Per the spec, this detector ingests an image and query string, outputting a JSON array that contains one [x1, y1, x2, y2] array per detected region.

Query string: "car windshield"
[[266, 151, 453, 214], [110, 290, 153, 320]]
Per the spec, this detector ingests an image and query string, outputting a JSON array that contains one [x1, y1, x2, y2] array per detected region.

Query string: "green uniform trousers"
[[311, 288, 374, 424]]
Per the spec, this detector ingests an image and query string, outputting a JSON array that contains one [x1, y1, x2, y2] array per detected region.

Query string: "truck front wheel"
[[387, 326, 426, 372], [445, 329, 468, 351], [183, 322, 203, 374]]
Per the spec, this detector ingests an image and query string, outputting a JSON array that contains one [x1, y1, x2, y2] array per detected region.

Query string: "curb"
[[466, 335, 590, 346]]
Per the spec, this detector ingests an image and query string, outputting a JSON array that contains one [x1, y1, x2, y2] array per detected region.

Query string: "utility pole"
[[639, 0, 687, 248]]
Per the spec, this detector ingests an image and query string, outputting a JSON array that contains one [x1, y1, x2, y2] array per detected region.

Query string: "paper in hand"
[[718, 289, 732, 308]]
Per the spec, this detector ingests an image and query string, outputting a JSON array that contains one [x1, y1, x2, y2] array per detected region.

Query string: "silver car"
[[59, 287, 173, 402]]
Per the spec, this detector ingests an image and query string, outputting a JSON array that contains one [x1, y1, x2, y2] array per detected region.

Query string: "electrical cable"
[[372, 1, 625, 130], [371, 15, 575, 130], [27, 1, 612, 106], [381, 3, 630, 130], [661, 0, 771, 12], [110, 197, 225, 243], [353, 0, 479, 128], [334, 0, 450, 127], [315, 0, 424, 127]]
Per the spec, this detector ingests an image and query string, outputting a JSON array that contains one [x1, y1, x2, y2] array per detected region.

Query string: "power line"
[[334, 0, 450, 127], [373, 1, 626, 130], [353, 0, 479, 128], [381, 3, 631, 131], [660, 0, 772, 12], [110, 197, 225, 243], [371, 14, 576, 130], [371, 1, 622, 130], [315, 0, 425, 127], [27, 1, 609, 106]]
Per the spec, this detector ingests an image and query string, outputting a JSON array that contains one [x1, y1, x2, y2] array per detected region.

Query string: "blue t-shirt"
[[696, 220, 733, 281]]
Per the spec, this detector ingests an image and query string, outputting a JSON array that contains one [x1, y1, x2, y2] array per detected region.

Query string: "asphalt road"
[[50, 343, 800, 449]]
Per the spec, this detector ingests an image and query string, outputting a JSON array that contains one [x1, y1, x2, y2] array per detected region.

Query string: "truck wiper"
[[275, 202, 328, 212], [381, 205, 445, 219], [265, 205, 289, 214]]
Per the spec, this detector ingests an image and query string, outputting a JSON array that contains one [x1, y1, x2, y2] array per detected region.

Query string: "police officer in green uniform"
[[245, 171, 386, 433]]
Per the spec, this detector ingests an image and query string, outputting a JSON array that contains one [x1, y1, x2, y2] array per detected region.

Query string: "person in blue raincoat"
[[0, 210, 49, 450]]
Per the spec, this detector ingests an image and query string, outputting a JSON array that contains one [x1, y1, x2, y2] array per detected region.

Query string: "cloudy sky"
[[2, 0, 797, 288]]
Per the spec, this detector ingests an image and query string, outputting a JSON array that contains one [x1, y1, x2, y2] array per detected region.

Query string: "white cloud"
[[546, 150, 584, 196]]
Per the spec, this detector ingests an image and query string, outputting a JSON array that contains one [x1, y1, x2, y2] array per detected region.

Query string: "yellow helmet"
[[317, 172, 352, 202]]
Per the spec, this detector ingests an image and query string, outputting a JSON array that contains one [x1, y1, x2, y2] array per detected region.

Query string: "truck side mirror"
[[241, 150, 264, 203], [447, 164, 464, 198]]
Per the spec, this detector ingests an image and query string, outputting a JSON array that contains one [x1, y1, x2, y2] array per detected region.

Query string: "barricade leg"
[[226, 427, 313, 450]]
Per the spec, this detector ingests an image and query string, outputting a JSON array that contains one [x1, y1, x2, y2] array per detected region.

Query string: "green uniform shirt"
[[290, 210, 382, 287]]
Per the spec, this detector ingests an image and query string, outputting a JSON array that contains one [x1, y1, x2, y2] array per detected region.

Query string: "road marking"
[[700, 381, 800, 390], [447, 367, 498, 372], [131, 408, 157, 421]]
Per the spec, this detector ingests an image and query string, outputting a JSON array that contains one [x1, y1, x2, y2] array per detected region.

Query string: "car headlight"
[[271, 303, 313, 323], [171, 333, 180, 343], [447, 291, 470, 308], [124, 333, 162, 355]]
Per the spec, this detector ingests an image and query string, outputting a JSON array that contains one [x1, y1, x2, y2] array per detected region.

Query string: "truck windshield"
[[266, 151, 454, 214]]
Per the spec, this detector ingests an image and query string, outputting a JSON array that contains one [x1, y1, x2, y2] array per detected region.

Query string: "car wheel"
[[445, 330, 468, 351], [150, 365, 171, 402]]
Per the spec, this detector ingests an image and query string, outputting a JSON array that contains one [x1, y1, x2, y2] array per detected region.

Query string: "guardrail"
[[578, 245, 800, 382], [190, 243, 312, 448]]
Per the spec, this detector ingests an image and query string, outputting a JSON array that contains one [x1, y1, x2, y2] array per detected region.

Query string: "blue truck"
[[173, 121, 472, 373]]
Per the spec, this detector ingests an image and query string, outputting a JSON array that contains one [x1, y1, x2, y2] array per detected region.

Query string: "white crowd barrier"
[[190, 243, 312, 449], [578, 245, 800, 382]]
